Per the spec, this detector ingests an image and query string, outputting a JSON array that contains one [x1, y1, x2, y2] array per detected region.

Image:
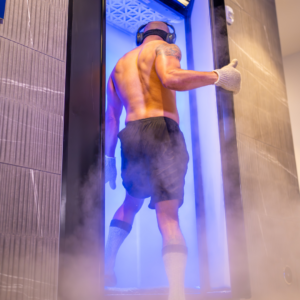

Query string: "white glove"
[[214, 59, 241, 94], [105, 155, 117, 190]]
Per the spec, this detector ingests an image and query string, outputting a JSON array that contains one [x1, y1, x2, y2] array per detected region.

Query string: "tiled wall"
[[225, 0, 300, 298], [0, 0, 68, 299]]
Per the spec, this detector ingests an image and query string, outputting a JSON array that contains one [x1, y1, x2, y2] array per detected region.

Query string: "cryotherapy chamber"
[[104, 0, 249, 298], [60, 0, 250, 299], [105, 0, 206, 292]]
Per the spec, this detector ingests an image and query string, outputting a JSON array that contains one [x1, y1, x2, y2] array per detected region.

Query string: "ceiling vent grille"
[[107, 0, 175, 34]]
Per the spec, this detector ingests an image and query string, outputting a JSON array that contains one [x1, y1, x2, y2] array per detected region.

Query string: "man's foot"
[[105, 273, 117, 287]]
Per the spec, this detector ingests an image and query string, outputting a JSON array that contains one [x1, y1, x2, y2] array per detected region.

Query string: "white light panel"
[[177, 0, 190, 7], [106, 0, 182, 34]]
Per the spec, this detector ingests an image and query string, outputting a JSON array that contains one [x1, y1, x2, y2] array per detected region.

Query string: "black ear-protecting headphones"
[[136, 22, 176, 46]]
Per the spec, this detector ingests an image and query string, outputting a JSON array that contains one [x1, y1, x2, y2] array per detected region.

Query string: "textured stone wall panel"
[[0, 0, 68, 61], [0, 38, 66, 116], [0, 164, 61, 237], [0, 234, 59, 300], [0, 97, 63, 173], [0, 163, 61, 299], [0, 0, 68, 298]]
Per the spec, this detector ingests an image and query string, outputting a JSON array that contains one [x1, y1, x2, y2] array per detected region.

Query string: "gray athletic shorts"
[[118, 116, 189, 209]]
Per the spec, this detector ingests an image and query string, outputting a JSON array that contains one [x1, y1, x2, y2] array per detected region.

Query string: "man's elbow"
[[161, 76, 186, 91], [161, 74, 176, 90], [106, 114, 119, 127], [160, 69, 187, 91]]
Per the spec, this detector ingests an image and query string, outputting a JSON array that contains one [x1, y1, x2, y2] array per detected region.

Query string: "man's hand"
[[105, 155, 117, 190], [214, 59, 241, 94]]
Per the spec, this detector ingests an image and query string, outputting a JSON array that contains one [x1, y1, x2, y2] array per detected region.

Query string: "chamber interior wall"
[[105, 22, 200, 288]]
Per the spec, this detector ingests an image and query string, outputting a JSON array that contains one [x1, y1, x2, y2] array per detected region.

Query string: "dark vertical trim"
[[99, 0, 106, 293], [209, 0, 251, 298], [185, 17, 210, 294], [58, 0, 73, 296], [59, 0, 106, 297], [60, 0, 73, 240]]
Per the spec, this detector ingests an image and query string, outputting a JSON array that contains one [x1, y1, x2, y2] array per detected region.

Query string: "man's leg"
[[156, 200, 187, 300], [105, 192, 144, 286]]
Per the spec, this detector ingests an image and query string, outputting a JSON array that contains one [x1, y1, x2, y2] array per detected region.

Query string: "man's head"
[[144, 21, 169, 34], [136, 21, 176, 46]]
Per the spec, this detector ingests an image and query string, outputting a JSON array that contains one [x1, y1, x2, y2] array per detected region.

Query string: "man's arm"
[[155, 43, 241, 94], [106, 75, 123, 157], [155, 43, 218, 91]]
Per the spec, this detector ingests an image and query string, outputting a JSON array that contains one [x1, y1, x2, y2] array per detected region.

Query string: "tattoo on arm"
[[156, 44, 182, 61]]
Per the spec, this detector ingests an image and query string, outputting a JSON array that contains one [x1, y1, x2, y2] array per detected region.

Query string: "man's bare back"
[[110, 40, 181, 124]]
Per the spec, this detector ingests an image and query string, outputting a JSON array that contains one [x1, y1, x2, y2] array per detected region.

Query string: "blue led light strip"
[[0, 0, 7, 20]]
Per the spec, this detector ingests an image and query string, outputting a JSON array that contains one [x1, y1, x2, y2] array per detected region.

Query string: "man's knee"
[[123, 192, 144, 213], [155, 199, 185, 247], [155, 199, 180, 220], [155, 200, 181, 233]]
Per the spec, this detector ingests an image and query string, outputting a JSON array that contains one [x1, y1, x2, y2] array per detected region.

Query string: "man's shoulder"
[[155, 43, 182, 61], [115, 47, 139, 67], [143, 40, 167, 51], [136, 40, 168, 60], [113, 47, 141, 78]]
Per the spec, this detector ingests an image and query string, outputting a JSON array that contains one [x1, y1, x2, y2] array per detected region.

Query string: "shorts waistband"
[[125, 116, 178, 126]]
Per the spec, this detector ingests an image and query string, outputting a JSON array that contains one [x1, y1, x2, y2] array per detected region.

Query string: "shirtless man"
[[105, 21, 241, 300]]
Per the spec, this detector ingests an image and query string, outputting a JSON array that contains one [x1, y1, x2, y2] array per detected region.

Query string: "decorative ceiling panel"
[[107, 0, 182, 34]]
